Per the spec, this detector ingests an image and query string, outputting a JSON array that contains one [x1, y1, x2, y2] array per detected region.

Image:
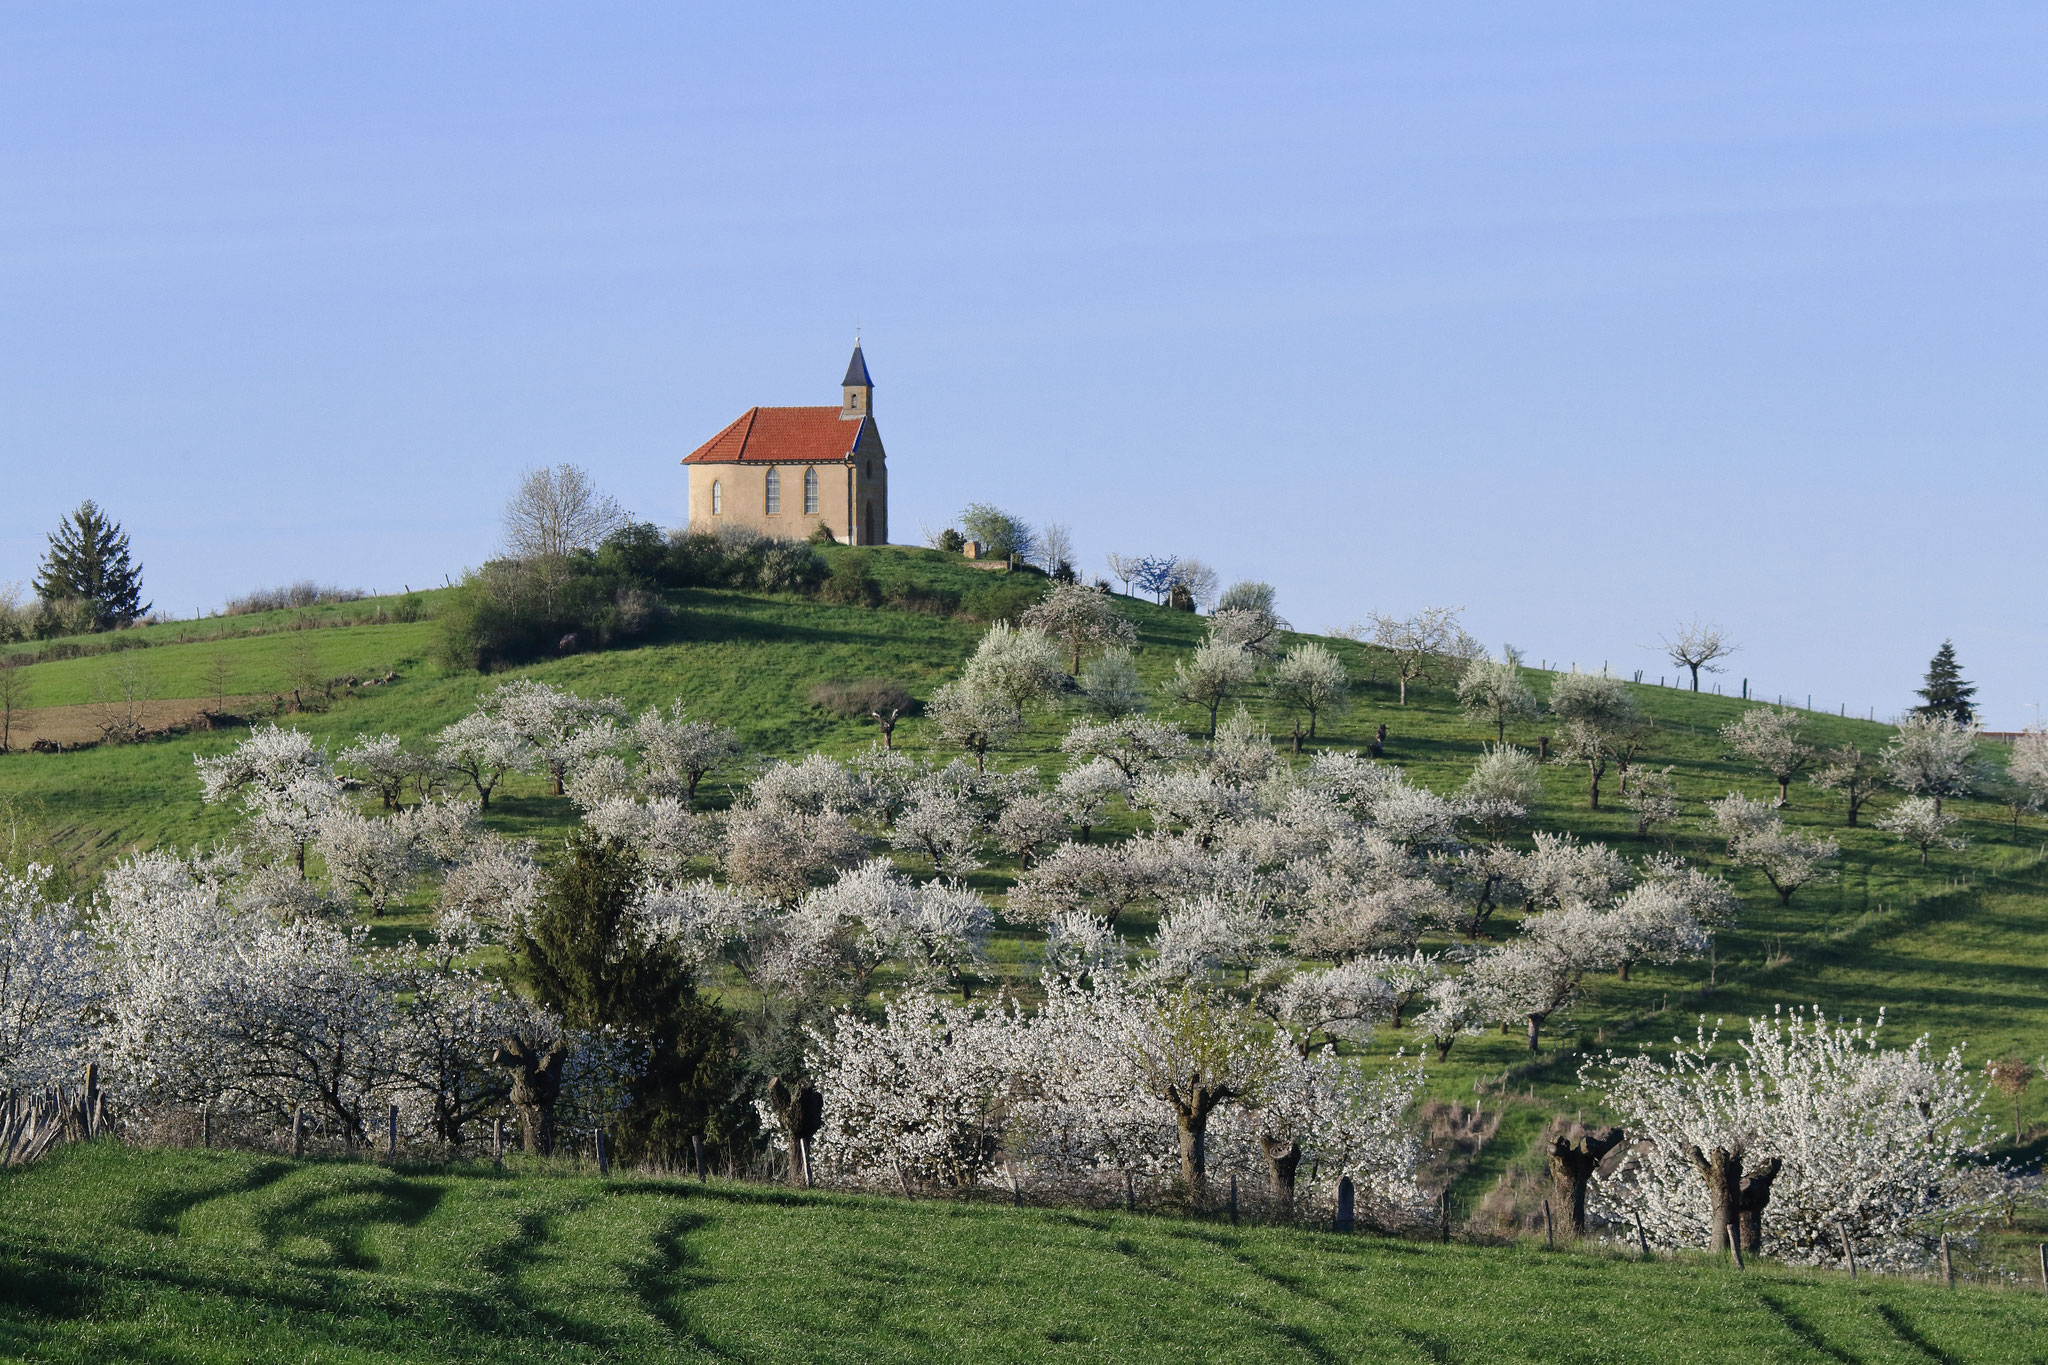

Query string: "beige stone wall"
[[687, 459, 889, 545]]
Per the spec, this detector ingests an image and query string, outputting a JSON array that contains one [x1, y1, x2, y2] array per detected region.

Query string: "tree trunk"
[[1735, 1157, 1782, 1254], [769, 1077, 825, 1189], [1434, 1036, 1455, 1062], [1548, 1127, 1626, 1237], [1778, 777, 1790, 805], [1169, 1085, 1225, 1208], [1617, 959, 1631, 982], [492, 1037, 566, 1157], [1261, 1136, 1302, 1216], [1588, 764, 1601, 810], [1686, 1144, 1744, 1254], [1525, 1013, 1545, 1053]]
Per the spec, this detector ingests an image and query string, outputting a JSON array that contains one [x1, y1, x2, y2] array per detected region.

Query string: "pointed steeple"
[[841, 339, 873, 420]]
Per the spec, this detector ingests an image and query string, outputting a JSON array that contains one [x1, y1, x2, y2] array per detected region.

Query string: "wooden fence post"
[[1634, 1210, 1651, 1259], [1727, 1224, 1744, 1270], [1543, 1200, 1554, 1250], [1440, 1189, 1451, 1244], [291, 1106, 304, 1158], [1941, 1234, 1954, 1289], [1335, 1177, 1354, 1233], [694, 1134, 706, 1182], [595, 1129, 610, 1177], [386, 1104, 398, 1158], [2037, 1242, 2046, 1293], [199, 1104, 210, 1149], [802, 1139, 815, 1189], [492, 1118, 504, 1170], [1228, 1174, 1238, 1225], [1124, 1170, 1135, 1212], [1841, 1222, 1856, 1279]]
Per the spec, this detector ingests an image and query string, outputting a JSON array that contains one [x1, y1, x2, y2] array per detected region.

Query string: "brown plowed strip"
[[0, 696, 273, 749]]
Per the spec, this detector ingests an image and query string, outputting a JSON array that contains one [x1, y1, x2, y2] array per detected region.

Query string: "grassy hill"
[[2, 1142, 2043, 1364], [3, 544, 2045, 1252]]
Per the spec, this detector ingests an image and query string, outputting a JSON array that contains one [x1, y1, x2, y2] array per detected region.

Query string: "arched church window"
[[765, 468, 781, 515], [710, 480, 722, 515], [803, 467, 819, 515]]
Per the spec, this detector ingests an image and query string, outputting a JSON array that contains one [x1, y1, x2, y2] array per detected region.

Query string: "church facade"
[[682, 343, 889, 546]]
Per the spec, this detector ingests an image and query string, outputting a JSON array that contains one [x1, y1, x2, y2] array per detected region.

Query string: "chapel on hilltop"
[[682, 342, 889, 546]]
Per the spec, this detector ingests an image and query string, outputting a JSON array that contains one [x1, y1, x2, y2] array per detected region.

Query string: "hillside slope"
[[3, 546, 2046, 1151], [1, 1143, 2042, 1365]]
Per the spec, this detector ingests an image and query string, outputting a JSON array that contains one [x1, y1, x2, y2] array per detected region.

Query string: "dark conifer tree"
[[33, 500, 149, 631], [516, 831, 736, 1161], [1914, 640, 1977, 724]]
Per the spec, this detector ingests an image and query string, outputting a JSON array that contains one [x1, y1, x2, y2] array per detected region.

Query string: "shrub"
[[936, 528, 964, 554], [218, 581, 368, 616], [757, 540, 825, 594], [887, 583, 962, 616], [963, 579, 1045, 625], [33, 597, 100, 640], [808, 680, 915, 719], [391, 592, 427, 623], [808, 521, 838, 546], [959, 503, 1032, 561], [660, 527, 822, 594], [593, 522, 668, 585], [819, 553, 882, 607]]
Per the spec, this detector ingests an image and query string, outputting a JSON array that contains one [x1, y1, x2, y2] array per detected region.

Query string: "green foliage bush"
[[819, 552, 882, 607]]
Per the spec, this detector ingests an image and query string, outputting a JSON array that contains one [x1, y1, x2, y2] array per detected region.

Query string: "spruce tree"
[[33, 500, 149, 631], [1914, 640, 1977, 725], [516, 831, 735, 1161]]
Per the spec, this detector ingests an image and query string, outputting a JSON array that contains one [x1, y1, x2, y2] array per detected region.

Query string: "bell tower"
[[841, 339, 873, 420]]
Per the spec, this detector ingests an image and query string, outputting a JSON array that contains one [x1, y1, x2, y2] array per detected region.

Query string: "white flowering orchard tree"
[[1061, 716, 1192, 784], [1708, 793, 1839, 906], [1587, 1009, 2005, 1269], [0, 866, 103, 1091], [338, 732, 430, 810], [1020, 581, 1137, 676], [1720, 706, 1816, 806], [1876, 795, 1966, 867], [632, 700, 743, 805], [1882, 714, 1982, 813], [483, 678, 626, 796], [194, 724, 346, 872], [1162, 638, 1257, 740], [1269, 643, 1350, 751], [435, 711, 528, 811], [1457, 650, 1539, 743]]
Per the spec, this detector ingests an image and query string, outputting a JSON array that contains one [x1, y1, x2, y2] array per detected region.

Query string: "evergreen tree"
[[1914, 640, 1977, 724], [33, 500, 149, 631], [516, 831, 736, 1161]]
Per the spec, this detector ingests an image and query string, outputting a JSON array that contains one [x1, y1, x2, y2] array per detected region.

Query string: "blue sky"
[[3, 4, 2044, 726]]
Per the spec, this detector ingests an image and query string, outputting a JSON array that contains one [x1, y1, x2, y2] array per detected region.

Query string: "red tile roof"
[[683, 406, 864, 465]]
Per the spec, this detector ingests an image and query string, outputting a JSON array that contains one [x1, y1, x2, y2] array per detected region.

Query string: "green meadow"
[[1, 1143, 2043, 1365]]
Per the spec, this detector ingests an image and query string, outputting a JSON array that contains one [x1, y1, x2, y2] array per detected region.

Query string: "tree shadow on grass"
[[244, 1165, 447, 1270]]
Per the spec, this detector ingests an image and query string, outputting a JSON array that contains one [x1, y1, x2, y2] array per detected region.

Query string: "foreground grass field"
[[2, 1143, 2043, 1365]]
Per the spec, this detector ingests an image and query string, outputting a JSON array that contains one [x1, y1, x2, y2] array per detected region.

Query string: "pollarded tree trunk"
[[1686, 1144, 1744, 1254], [769, 1076, 825, 1189], [1736, 1156, 1783, 1254], [1526, 1012, 1548, 1053], [1261, 1136, 1302, 1216], [492, 1036, 566, 1156], [1167, 1082, 1230, 1208], [1548, 1127, 1626, 1237]]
